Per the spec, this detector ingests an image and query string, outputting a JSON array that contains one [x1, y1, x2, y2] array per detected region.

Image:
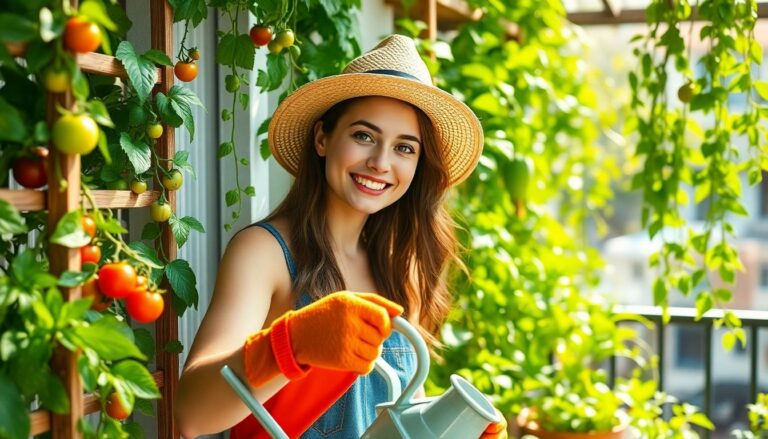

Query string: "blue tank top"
[[251, 222, 417, 438]]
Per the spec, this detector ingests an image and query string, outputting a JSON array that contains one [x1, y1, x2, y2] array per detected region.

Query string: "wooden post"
[[420, 0, 437, 41], [150, 1, 179, 437], [47, 65, 84, 439]]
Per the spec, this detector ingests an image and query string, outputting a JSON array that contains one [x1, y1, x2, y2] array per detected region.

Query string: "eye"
[[396, 144, 417, 154], [352, 131, 374, 143]]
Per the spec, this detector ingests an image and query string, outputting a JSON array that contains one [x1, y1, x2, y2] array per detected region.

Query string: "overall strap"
[[249, 222, 298, 282]]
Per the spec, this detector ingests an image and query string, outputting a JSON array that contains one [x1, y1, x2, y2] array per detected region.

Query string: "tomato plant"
[[150, 201, 172, 222], [82, 279, 111, 312], [249, 25, 273, 46], [64, 17, 102, 53], [105, 392, 131, 420], [82, 215, 97, 238], [146, 123, 164, 139], [52, 113, 100, 155], [12, 157, 47, 189], [80, 244, 101, 265], [98, 262, 138, 299], [130, 179, 147, 194], [42, 67, 70, 93], [174, 61, 198, 82], [126, 290, 164, 323], [162, 169, 183, 191]]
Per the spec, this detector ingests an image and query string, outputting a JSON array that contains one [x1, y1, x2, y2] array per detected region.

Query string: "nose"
[[366, 146, 391, 173]]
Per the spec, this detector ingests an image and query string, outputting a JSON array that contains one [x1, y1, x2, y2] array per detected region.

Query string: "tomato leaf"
[[156, 92, 183, 127], [116, 41, 157, 104], [119, 133, 151, 174], [164, 259, 198, 312], [58, 265, 97, 288], [167, 85, 204, 141], [50, 210, 92, 249], [0, 199, 27, 235], [0, 96, 27, 142], [72, 316, 146, 361], [143, 49, 173, 67], [168, 0, 208, 26], [127, 241, 165, 272], [0, 374, 30, 439], [87, 99, 115, 128], [172, 150, 196, 179], [216, 34, 255, 70], [168, 215, 189, 249], [141, 222, 161, 241], [111, 360, 161, 399], [38, 371, 69, 414], [164, 340, 183, 354], [0, 13, 37, 42], [133, 328, 155, 363], [79, 0, 118, 32]]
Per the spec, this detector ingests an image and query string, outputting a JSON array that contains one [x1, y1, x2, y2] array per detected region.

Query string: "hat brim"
[[268, 72, 483, 187]]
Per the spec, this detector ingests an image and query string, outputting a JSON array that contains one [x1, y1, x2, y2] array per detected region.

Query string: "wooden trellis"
[[1, 1, 179, 437]]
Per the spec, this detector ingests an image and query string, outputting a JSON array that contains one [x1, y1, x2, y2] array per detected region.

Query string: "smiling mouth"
[[351, 174, 392, 192]]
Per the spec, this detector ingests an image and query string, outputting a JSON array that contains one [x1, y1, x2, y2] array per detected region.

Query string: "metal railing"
[[611, 305, 768, 438]]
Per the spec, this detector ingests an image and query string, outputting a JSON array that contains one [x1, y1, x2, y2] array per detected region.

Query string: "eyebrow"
[[349, 120, 422, 145]]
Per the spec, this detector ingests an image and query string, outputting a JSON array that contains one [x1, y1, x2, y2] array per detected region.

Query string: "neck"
[[324, 198, 368, 259]]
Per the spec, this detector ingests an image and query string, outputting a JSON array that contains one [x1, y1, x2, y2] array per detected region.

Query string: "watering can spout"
[[417, 374, 500, 436]]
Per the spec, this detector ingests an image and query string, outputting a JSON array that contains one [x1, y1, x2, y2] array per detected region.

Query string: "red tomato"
[[174, 62, 198, 82], [126, 290, 164, 323], [105, 392, 131, 420], [12, 157, 47, 189], [97, 262, 137, 299], [249, 25, 273, 46], [64, 17, 102, 53], [82, 279, 111, 312], [80, 244, 101, 265], [82, 215, 96, 238]]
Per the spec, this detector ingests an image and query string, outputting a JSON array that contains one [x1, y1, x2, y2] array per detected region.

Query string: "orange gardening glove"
[[480, 409, 508, 439], [243, 291, 403, 389]]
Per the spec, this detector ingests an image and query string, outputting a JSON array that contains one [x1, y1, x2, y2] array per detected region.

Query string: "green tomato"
[[146, 123, 163, 139], [52, 114, 99, 155], [130, 179, 148, 194], [267, 40, 283, 54], [43, 68, 70, 93], [506, 157, 532, 201], [678, 83, 695, 103], [150, 201, 172, 222], [275, 30, 295, 47], [225, 74, 240, 93], [289, 45, 301, 60], [162, 169, 183, 191]]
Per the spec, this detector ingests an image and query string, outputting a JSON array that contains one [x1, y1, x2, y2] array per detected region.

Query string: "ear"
[[313, 121, 327, 157]]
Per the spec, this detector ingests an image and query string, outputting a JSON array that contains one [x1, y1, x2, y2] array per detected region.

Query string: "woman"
[[174, 34, 504, 438]]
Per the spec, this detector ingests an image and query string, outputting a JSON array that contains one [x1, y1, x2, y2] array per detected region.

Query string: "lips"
[[351, 173, 392, 193]]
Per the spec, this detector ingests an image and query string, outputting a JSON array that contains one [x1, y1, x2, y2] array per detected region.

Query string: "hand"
[[289, 291, 404, 374], [480, 409, 508, 439]]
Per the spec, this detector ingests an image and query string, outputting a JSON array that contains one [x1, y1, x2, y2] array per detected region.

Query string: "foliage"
[[732, 393, 768, 438], [630, 0, 763, 342]]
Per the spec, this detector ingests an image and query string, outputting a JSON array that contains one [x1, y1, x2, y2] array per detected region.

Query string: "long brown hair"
[[266, 97, 461, 347]]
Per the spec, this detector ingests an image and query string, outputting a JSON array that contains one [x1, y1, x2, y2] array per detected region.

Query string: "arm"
[[174, 227, 294, 438]]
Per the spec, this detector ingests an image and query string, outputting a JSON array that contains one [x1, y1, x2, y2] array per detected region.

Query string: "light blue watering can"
[[221, 316, 501, 438]]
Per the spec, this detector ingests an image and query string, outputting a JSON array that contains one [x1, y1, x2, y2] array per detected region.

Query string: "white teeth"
[[354, 175, 386, 190]]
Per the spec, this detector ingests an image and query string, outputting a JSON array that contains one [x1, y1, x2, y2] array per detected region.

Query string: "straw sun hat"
[[268, 34, 484, 187]]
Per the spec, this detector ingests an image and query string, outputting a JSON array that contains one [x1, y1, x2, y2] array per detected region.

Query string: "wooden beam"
[[601, 0, 621, 17], [0, 189, 161, 211], [569, 3, 768, 25], [385, 0, 519, 39], [30, 371, 165, 435], [150, 1, 179, 438]]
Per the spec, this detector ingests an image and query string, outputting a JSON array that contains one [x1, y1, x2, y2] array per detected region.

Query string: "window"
[[761, 170, 768, 217], [760, 264, 768, 290], [676, 326, 704, 368]]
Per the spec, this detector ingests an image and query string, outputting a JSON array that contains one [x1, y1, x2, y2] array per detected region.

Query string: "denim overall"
[[251, 222, 417, 438]]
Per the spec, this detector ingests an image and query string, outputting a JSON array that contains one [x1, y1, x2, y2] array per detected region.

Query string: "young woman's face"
[[315, 96, 422, 215]]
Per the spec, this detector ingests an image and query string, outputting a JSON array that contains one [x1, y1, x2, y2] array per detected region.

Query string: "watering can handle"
[[385, 316, 431, 410]]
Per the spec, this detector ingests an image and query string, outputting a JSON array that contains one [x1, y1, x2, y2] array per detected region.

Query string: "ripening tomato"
[[82, 279, 111, 312], [267, 40, 283, 54], [52, 113, 99, 155], [249, 25, 273, 46], [126, 290, 164, 323], [275, 30, 295, 47], [12, 157, 47, 189], [105, 392, 131, 420], [150, 201, 172, 222], [174, 62, 198, 82], [189, 48, 201, 60], [130, 179, 147, 194], [146, 123, 163, 139], [42, 67, 70, 93], [80, 244, 101, 265], [162, 169, 183, 191], [82, 215, 96, 238], [98, 262, 137, 299], [64, 17, 102, 53]]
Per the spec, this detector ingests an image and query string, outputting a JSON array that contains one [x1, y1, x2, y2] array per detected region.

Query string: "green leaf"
[[87, 99, 114, 128], [80, 0, 118, 31], [39, 372, 69, 414], [50, 210, 91, 248], [169, 215, 190, 249], [652, 278, 667, 306], [133, 328, 155, 362], [225, 189, 240, 207], [100, 216, 127, 234], [0, 374, 30, 439], [755, 81, 768, 101], [71, 317, 146, 361], [244, 186, 256, 197], [168, 0, 208, 26], [182, 216, 204, 233], [217, 141, 234, 158], [167, 85, 204, 141], [0, 199, 27, 235], [128, 241, 165, 272], [58, 298, 92, 325], [143, 49, 173, 67], [115, 41, 157, 104], [119, 133, 152, 174], [714, 288, 733, 303], [695, 292, 713, 320], [722, 331, 736, 352], [0, 13, 37, 42], [156, 92, 183, 127], [260, 53, 288, 92], [111, 360, 161, 399], [0, 96, 28, 142], [164, 259, 198, 310], [164, 339, 183, 353], [58, 265, 96, 288], [123, 422, 146, 439], [141, 222, 161, 241]]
